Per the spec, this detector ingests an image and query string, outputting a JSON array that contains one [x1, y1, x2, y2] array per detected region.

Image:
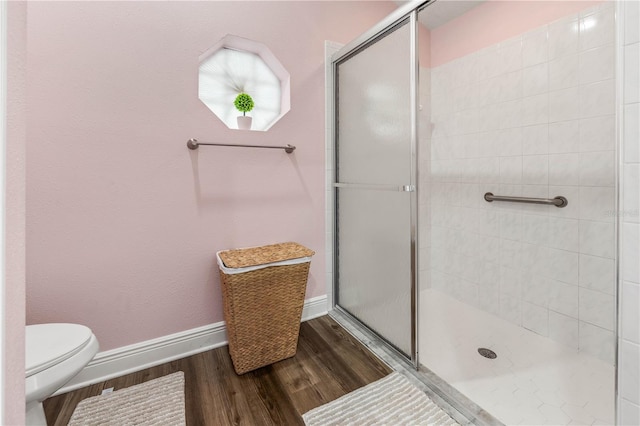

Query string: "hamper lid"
[[218, 242, 315, 269]]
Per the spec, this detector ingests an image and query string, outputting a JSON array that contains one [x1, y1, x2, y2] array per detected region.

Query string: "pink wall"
[[24, 1, 396, 351], [5, 1, 27, 424], [430, 0, 603, 67], [418, 23, 432, 68]]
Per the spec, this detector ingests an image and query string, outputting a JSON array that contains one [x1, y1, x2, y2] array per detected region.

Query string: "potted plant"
[[234, 93, 254, 130]]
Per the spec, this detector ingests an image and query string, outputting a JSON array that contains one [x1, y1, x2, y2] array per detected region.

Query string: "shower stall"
[[331, 1, 619, 424]]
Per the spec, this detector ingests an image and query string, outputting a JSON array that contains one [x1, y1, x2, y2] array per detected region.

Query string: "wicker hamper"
[[216, 242, 315, 374]]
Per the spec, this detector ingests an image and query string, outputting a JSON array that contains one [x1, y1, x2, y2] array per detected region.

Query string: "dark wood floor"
[[44, 315, 392, 425]]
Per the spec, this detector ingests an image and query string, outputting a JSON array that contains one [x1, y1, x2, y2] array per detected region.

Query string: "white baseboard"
[[56, 295, 328, 396]]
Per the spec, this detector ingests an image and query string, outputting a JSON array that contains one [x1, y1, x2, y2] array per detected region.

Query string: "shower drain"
[[478, 348, 497, 359]]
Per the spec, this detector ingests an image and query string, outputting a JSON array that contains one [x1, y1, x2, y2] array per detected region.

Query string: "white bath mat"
[[303, 372, 459, 426], [68, 371, 185, 426]]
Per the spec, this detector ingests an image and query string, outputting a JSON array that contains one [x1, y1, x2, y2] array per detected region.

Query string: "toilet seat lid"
[[26, 323, 93, 378]]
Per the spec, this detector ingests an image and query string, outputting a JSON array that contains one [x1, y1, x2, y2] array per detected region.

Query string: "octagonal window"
[[198, 35, 291, 131]]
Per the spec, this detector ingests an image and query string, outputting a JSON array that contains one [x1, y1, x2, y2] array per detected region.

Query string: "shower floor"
[[419, 289, 615, 425]]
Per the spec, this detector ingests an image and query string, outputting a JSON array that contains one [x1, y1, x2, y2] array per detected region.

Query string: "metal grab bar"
[[186, 138, 296, 154], [484, 192, 568, 208]]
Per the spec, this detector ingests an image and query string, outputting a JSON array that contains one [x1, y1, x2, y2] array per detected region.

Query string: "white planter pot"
[[237, 116, 252, 130]]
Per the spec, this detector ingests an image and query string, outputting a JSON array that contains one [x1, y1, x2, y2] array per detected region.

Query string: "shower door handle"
[[334, 183, 415, 192]]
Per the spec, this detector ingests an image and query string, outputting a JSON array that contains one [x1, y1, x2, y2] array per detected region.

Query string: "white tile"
[[500, 239, 522, 269], [522, 124, 548, 155], [580, 186, 615, 222], [460, 183, 480, 209], [478, 107, 496, 135], [495, 128, 523, 157], [499, 99, 523, 129], [579, 151, 615, 186], [521, 241, 549, 271], [499, 156, 522, 184], [580, 2, 614, 18], [499, 37, 523, 75], [549, 279, 579, 317], [548, 16, 580, 60], [500, 211, 522, 241], [500, 266, 521, 297], [494, 184, 515, 204], [624, 103, 639, 163], [521, 272, 550, 307], [619, 398, 640, 426], [550, 87, 581, 123], [523, 26, 548, 67], [549, 53, 579, 91], [539, 403, 572, 424], [477, 209, 501, 236], [521, 214, 549, 245], [579, 115, 615, 152], [475, 50, 496, 85], [625, 43, 640, 104], [549, 185, 580, 219], [624, 164, 640, 224], [579, 321, 615, 363], [522, 302, 549, 336], [579, 254, 615, 295], [477, 158, 500, 184], [584, 391, 616, 424], [500, 70, 523, 103], [477, 288, 501, 317], [547, 248, 579, 285], [579, 6, 615, 51], [476, 78, 496, 107], [622, 281, 640, 344], [579, 44, 615, 85], [431, 137, 449, 160], [620, 340, 640, 403], [579, 287, 615, 330], [458, 278, 479, 307], [478, 259, 500, 287], [548, 310, 579, 348], [549, 120, 580, 153], [625, 0, 640, 45], [623, 223, 640, 283], [562, 402, 597, 425], [453, 84, 477, 112], [580, 79, 616, 119], [549, 217, 580, 252], [431, 94, 451, 123], [549, 153, 580, 186], [500, 293, 521, 325], [521, 93, 549, 127], [479, 49, 499, 81], [459, 110, 480, 136], [580, 220, 615, 258], [523, 63, 548, 97], [522, 155, 548, 184]]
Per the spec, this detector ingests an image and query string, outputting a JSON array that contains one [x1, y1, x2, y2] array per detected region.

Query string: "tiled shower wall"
[[418, 65, 431, 285], [618, 0, 640, 423], [427, 3, 616, 363]]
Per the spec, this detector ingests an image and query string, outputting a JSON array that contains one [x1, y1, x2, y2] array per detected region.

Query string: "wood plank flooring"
[[43, 315, 392, 425]]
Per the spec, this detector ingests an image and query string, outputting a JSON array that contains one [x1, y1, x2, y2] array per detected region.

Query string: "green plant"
[[234, 93, 254, 116]]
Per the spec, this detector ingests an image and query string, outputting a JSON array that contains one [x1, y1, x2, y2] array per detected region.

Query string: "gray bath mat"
[[303, 372, 459, 425], [68, 371, 185, 425]]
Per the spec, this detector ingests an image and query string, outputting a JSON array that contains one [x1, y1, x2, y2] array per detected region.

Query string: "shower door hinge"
[[402, 185, 416, 192]]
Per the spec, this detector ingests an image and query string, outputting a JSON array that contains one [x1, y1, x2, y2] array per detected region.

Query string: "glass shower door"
[[334, 18, 417, 361]]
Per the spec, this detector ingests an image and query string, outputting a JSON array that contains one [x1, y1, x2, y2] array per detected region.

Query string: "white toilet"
[[26, 323, 99, 425]]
